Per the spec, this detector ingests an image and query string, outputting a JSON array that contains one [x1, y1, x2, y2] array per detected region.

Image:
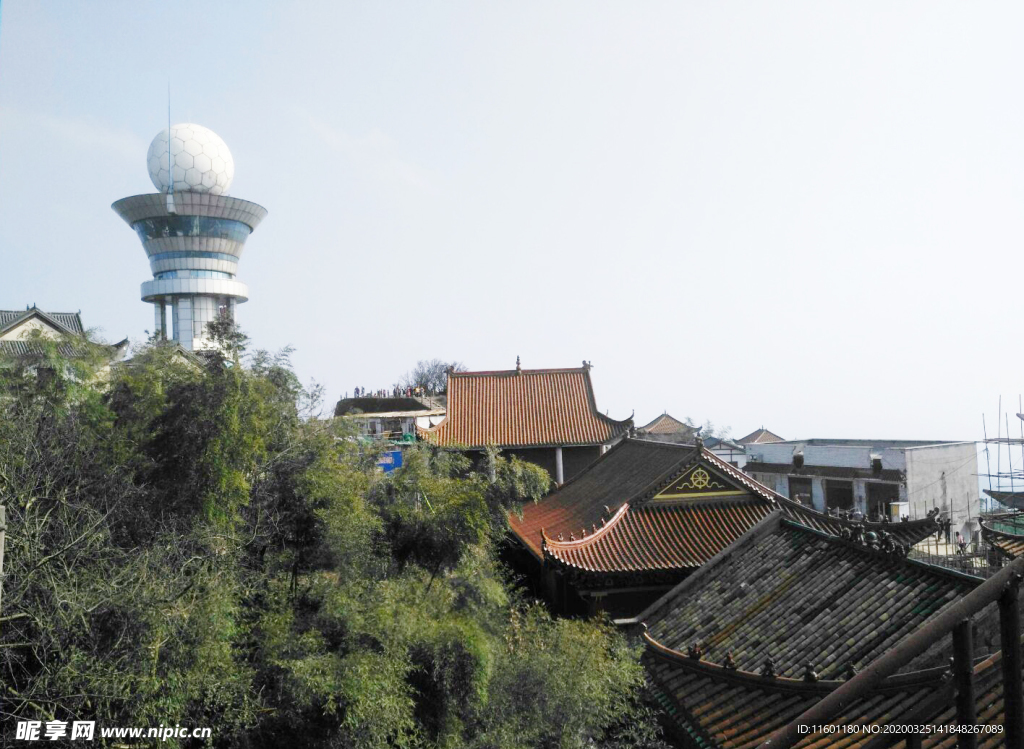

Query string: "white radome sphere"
[[146, 123, 234, 195]]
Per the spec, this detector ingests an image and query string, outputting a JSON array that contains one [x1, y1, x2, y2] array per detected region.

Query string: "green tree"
[[0, 328, 665, 748]]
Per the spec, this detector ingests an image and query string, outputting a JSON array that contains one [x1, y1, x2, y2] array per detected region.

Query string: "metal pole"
[[1000, 574, 1023, 749], [999, 397, 1003, 500], [952, 619, 977, 749], [984, 414, 992, 510], [1019, 395, 1024, 493], [1009, 414, 1016, 500]]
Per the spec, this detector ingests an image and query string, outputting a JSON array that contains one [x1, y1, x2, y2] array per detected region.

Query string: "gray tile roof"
[[0, 309, 84, 336]]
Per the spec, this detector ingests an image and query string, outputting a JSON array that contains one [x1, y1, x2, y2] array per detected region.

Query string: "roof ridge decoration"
[[642, 629, 950, 695], [649, 460, 751, 502], [629, 445, 778, 506], [541, 502, 630, 548], [0, 307, 82, 338]]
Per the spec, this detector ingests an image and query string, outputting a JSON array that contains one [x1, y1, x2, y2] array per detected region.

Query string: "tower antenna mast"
[[165, 83, 175, 213]]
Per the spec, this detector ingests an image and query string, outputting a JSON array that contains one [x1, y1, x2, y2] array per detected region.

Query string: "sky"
[[1, 2, 1022, 444]]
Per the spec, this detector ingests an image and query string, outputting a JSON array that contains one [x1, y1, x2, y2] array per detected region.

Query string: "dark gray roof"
[[0, 308, 84, 336], [0, 340, 89, 357]]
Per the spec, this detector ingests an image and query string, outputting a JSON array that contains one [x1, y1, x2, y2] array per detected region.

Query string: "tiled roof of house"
[[903, 650, 1012, 748], [980, 519, 1024, 559], [509, 439, 690, 560], [542, 497, 774, 574], [509, 439, 939, 575], [0, 308, 84, 337], [642, 635, 951, 749], [737, 427, 785, 444], [638, 412, 693, 435], [418, 364, 630, 449], [984, 489, 1024, 511], [639, 515, 979, 680], [0, 341, 91, 357]]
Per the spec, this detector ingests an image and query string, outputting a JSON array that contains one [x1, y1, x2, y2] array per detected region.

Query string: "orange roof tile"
[[544, 498, 774, 573], [418, 364, 630, 449], [509, 439, 939, 576], [738, 427, 786, 444], [638, 412, 693, 435]]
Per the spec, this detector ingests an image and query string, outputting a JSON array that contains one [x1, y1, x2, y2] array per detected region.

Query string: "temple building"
[[736, 426, 785, 445], [507, 437, 938, 616], [628, 511, 988, 747], [417, 360, 631, 484], [635, 413, 695, 443], [0, 306, 128, 363]]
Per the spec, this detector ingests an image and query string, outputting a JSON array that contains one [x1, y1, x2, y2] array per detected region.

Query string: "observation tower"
[[112, 124, 267, 351]]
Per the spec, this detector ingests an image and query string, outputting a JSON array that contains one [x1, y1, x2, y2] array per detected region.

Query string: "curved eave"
[[980, 519, 1024, 559], [642, 630, 951, 694], [540, 502, 633, 568], [418, 421, 632, 450]]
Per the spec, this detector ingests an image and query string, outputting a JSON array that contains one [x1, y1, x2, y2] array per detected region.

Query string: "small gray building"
[[744, 438, 979, 529]]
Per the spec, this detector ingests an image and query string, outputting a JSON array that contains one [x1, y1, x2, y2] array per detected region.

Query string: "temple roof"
[[737, 427, 785, 444], [418, 363, 630, 449], [980, 518, 1024, 559], [642, 635, 952, 749], [0, 307, 127, 360], [509, 439, 940, 576], [0, 307, 84, 337], [984, 488, 1024, 511], [638, 514, 979, 679], [637, 412, 693, 435]]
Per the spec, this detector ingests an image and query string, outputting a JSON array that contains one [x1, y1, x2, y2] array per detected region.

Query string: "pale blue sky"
[[1, 2, 1022, 441]]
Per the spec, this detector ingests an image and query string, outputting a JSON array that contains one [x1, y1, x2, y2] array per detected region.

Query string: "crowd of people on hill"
[[345, 385, 433, 400]]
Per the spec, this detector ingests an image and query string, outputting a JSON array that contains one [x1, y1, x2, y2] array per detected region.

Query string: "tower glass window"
[[133, 216, 251, 243]]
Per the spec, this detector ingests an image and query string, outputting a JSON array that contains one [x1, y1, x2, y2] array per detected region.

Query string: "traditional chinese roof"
[[0, 307, 84, 337], [638, 514, 980, 680], [0, 307, 127, 360], [980, 518, 1024, 559], [895, 649, 1012, 748], [418, 363, 630, 449], [509, 439, 939, 578], [761, 639, 1015, 748], [638, 412, 693, 435], [642, 633, 951, 749], [984, 488, 1024, 511], [737, 427, 785, 444]]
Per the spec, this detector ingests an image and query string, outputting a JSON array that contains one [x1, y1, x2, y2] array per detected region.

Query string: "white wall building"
[[744, 438, 979, 532]]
